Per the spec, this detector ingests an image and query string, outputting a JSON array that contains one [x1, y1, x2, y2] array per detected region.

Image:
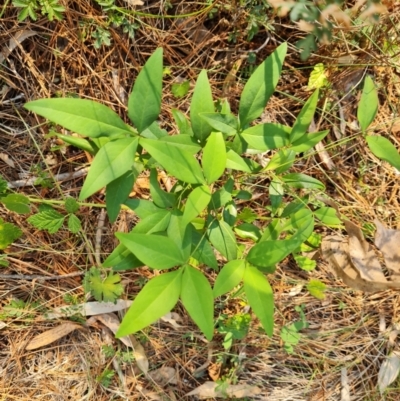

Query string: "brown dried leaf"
[[185, 381, 261, 399], [89, 313, 149, 375], [345, 220, 387, 282], [149, 366, 178, 386], [0, 30, 37, 63], [26, 322, 82, 350], [374, 219, 400, 276], [321, 236, 400, 292]]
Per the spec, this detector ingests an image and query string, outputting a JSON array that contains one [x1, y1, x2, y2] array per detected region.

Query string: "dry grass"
[[1, 0, 400, 400]]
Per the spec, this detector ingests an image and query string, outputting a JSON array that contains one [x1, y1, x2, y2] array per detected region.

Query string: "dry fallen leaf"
[[374, 219, 400, 277], [0, 30, 37, 64], [185, 381, 261, 399], [160, 312, 182, 328], [341, 367, 351, 401], [87, 312, 149, 375], [378, 351, 400, 394], [26, 322, 83, 350], [122, 0, 144, 5], [321, 218, 400, 292], [149, 366, 178, 386]]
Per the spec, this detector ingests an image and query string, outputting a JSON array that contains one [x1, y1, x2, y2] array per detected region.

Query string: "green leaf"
[[238, 207, 257, 223], [149, 169, 177, 208], [65, 197, 79, 214], [140, 138, 205, 184], [307, 63, 329, 90], [314, 206, 342, 227], [128, 48, 163, 132], [191, 229, 218, 269], [171, 109, 193, 136], [225, 150, 252, 173], [247, 210, 314, 269], [282, 173, 325, 190], [290, 130, 329, 153], [106, 171, 135, 223], [358, 75, 378, 132], [0, 218, 22, 250], [209, 178, 233, 210], [265, 149, 296, 174], [124, 199, 162, 219], [24, 98, 132, 138], [202, 132, 226, 184], [83, 267, 124, 303], [200, 112, 237, 136], [181, 266, 214, 340], [306, 279, 326, 300], [171, 80, 190, 98], [235, 223, 261, 242], [243, 264, 274, 336], [269, 179, 283, 212], [183, 185, 211, 226], [190, 70, 214, 143], [160, 134, 201, 154], [132, 210, 171, 234], [239, 43, 287, 127], [28, 209, 65, 234], [53, 132, 96, 154], [167, 212, 191, 262], [67, 214, 81, 233], [207, 219, 237, 261], [116, 233, 184, 269], [294, 255, 316, 271], [213, 259, 246, 298], [1, 194, 30, 214], [80, 137, 138, 200], [103, 243, 144, 270], [117, 269, 182, 336], [241, 123, 290, 151], [141, 121, 168, 139], [290, 90, 319, 144], [366, 135, 400, 171]]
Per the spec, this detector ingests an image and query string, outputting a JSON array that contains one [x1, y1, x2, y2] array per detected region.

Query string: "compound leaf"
[[83, 267, 124, 303]]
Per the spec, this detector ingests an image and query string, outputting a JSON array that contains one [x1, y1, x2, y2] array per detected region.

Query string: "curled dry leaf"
[[26, 322, 83, 350], [185, 381, 261, 399], [378, 351, 400, 394], [0, 30, 37, 64], [322, 219, 400, 292]]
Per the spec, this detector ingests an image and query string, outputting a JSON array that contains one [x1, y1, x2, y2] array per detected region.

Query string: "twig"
[[0, 271, 84, 280], [95, 208, 106, 265], [7, 167, 89, 189]]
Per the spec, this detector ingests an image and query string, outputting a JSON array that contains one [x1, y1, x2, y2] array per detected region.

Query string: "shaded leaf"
[[1, 193, 30, 214], [80, 137, 138, 200], [241, 123, 290, 151], [207, 219, 237, 261], [141, 138, 205, 184]]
